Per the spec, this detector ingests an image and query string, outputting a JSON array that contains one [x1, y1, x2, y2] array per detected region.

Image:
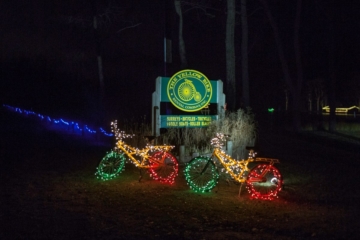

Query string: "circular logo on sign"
[[167, 69, 212, 112]]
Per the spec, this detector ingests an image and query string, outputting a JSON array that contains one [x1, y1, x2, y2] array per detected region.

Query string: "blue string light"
[[99, 127, 113, 137], [3, 104, 113, 137]]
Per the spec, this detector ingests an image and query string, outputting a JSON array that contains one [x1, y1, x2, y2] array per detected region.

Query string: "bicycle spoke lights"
[[184, 156, 220, 193], [246, 164, 282, 200], [148, 151, 178, 184], [96, 150, 126, 180]]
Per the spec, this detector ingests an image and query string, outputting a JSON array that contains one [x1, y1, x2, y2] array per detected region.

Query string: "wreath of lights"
[[246, 164, 282, 200], [148, 151, 179, 184], [95, 150, 126, 180], [184, 156, 220, 192]]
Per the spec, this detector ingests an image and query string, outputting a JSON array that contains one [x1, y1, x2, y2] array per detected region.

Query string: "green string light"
[[95, 151, 126, 181], [184, 157, 219, 193]]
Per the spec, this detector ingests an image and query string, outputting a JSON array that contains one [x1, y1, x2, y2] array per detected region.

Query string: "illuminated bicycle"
[[96, 120, 179, 184], [184, 133, 283, 200]]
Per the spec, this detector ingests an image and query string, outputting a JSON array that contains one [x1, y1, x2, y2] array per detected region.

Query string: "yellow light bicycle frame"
[[213, 147, 280, 183], [116, 140, 174, 169]]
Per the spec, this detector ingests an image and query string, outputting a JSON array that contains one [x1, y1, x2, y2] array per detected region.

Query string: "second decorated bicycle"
[[184, 133, 283, 200]]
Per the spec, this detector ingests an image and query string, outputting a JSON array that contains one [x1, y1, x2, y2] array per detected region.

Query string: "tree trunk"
[[241, 0, 250, 108], [163, 0, 173, 76], [285, 89, 289, 111], [292, 0, 303, 131], [92, 0, 105, 125], [328, 28, 336, 132], [327, 0, 337, 132], [174, 0, 187, 69], [226, 0, 236, 111], [259, 0, 294, 94], [259, 0, 303, 131]]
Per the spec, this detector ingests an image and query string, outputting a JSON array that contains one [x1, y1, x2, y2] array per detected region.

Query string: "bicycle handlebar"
[[111, 120, 134, 140]]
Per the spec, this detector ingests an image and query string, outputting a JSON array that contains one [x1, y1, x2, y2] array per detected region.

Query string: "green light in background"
[[268, 108, 275, 113]]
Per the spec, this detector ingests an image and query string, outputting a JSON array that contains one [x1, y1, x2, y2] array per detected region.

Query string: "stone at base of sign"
[[192, 152, 199, 158], [226, 141, 233, 157], [178, 146, 204, 164], [179, 145, 186, 163]]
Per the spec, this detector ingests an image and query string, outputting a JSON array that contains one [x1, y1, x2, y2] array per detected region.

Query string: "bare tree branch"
[[117, 22, 142, 33], [181, 0, 218, 17]]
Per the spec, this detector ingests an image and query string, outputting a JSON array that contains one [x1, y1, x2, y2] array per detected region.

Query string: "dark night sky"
[[1, 0, 360, 125]]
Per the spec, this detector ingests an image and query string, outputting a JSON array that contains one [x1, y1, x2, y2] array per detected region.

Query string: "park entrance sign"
[[167, 69, 212, 112], [152, 69, 225, 136]]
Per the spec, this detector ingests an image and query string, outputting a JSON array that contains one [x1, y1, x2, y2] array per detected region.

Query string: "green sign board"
[[152, 69, 225, 134], [160, 115, 217, 128], [167, 69, 212, 112]]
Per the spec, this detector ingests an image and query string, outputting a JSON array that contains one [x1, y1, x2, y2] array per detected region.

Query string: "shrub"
[[207, 108, 257, 159], [112, 109, 257, 160], [113, 116, 152, 147], [163, 108, 257, 160]]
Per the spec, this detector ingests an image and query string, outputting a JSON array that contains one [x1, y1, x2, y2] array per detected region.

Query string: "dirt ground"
[[1, 110, 360, 239]]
